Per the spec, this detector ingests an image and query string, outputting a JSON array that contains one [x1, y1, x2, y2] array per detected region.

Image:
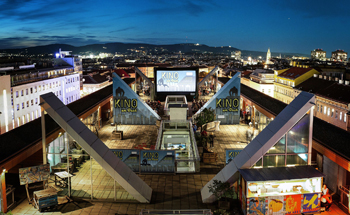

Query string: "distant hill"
[[0, 42, 307, 58]]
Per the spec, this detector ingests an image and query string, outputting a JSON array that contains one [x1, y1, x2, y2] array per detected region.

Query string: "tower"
[[266, 48, 271, 64]]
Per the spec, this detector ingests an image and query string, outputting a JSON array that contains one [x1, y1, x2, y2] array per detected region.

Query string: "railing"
[[140, 209, 212, 215], [339, 185, 350, 213]]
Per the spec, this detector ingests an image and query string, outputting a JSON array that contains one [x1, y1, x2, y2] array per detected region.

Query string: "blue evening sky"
[[0, 0, 349, 55]]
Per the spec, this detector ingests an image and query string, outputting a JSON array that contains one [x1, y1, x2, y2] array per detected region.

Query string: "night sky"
[[1, 0, 350, 55]]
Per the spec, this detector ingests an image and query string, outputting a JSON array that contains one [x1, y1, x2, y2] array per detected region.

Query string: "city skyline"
[[1, 0, 350, 55]]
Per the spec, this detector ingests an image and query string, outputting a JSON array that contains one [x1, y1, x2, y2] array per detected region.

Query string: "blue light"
[[55, 53, 60, 58]]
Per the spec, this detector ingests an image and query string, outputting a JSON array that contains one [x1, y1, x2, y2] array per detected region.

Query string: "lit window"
[[344, 114, 347, 122], [340, 112, 342, 120], [331, 109, 334, 117], [327, 108, 330, 116], [324, 106, 326, 114], [317, 104, 319, 112]]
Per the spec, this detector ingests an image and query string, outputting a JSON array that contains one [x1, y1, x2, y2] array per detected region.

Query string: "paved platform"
[[11, 123, 349, 215]]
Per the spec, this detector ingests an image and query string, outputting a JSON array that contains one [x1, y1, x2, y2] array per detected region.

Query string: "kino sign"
[[216, 98, 239, 112]]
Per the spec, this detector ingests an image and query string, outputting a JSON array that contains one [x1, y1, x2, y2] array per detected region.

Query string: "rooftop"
[[295, 77, 350, 104], [239, 166, 324, 181], [278, 67, 314, 79]]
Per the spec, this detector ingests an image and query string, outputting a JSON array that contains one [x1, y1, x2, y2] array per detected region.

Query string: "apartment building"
[[0, 60, 81, 134]]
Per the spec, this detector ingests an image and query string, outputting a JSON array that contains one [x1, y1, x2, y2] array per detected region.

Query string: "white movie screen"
[[156, 70, 196, 92]]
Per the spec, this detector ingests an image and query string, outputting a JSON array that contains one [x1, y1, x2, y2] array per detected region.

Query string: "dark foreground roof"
[[239, 166, 324, 181], [241, 84, 287, 116], [0, 85, 113, 163]]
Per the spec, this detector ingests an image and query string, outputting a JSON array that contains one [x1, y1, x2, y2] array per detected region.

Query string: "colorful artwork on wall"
[[248, 197, 267, 215], [285, 195, 302, 214], [19, 164, 50, 185]]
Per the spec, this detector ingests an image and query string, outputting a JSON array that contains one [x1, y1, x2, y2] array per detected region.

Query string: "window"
[[38, 85, 41, 92], [335, 110, 338, 119], [34, 86, 37, 93], [331, 109, 334, 117], [43, 85, 45, 90], [50, 83, 52, 88], [17, 104, 19, 111], [327, 108, 330, 116], [26, 101, 29, 107], [30, 87, 33, 94], [22, 102, 24, 109], [26, 89, 28, 95], [21, 90, 23, 96], [323, 106, 326, 114], [16, 91, 19, 98], [31, 100, 33, 106], [35, 98, 38, 104], [345, 114, 347, 122], [340, 112, 342, 120]]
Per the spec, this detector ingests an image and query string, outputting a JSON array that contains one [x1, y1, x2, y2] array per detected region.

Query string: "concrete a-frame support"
[[201, 92, 315, 203], [40, 93, 152, 203]]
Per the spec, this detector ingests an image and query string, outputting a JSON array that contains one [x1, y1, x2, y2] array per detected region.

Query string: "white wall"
[[0, 75, 12, 134], [11, 73, 80, 130]]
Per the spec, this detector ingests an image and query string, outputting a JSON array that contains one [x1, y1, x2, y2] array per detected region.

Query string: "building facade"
[[0, 60, 82, 134], [331, 50, 348, 62], [311, 48, 326, 60], [274, 67, 319, 104]]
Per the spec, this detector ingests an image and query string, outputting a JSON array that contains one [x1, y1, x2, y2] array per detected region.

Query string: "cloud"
[[0, 35, 103, 49], [109, 27, 135, 33]]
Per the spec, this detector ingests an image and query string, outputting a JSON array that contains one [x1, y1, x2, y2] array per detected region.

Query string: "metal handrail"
[[140, 209, 212, 215]]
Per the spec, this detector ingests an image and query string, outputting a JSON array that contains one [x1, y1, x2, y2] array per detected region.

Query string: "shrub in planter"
[[208, 180, 235, 210]]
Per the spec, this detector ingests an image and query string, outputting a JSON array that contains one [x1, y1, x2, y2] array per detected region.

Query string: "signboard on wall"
[[267, 196, 284, 215], [111, 149, 140, 172], [285, 194, 302, 214], [140, 150, 175, 173], [248, 197, 267, 215], [113, 73, 161, 125], [302, 193, 320, 213], [19, 164, 50, 185], [226, 149, 242, 165], [195, 72, 241, 124]]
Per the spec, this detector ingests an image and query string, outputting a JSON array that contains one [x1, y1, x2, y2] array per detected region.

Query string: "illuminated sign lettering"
[[142, 152, 159, 161], [114, 98, 138, 112], [216, 98, 239, 112], [161, 72, 179, 83]]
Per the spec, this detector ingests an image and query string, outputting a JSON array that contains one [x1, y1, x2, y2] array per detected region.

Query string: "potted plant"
[[194, 107, 216, 132], [208, 180, 235, 210]]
